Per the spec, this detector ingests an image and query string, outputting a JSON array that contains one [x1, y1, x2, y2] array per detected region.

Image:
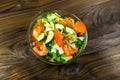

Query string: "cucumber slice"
[[37, 33, 45, 41], [66, 27, 76, 35], [45, 31, 54, 44], [55, 24, 64, 32], [66, 27, 77, 43], [55, 24, 64, 29]]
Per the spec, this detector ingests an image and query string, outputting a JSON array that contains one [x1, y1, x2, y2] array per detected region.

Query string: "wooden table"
[[0, 0, 120, 80]]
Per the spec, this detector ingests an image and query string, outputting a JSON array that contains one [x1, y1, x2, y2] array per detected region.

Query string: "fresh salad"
[[30, 12, 87, 63]]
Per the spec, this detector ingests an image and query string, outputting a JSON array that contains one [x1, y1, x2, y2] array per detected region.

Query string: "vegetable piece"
[[50, 21, 54, 30], [66, 27, 77, 43], [78, 36, 84, 41], [58, 20, 66, 27], [55, 24, 64, 32], [37, 21, 44, 31], [35, 41, 42, 47], [75, 38, 82, 49], [44, 56, 51, 60], [42, 21, 54, 31], [49, 59, 54, 62], [45, 31, 54, 44], [47, 13, 60, 23], [46, 39, 55, 48], [66, 27, 76, 35], [32, 21, 44, 39], [45, 27, 52, 31], [33, 42, 48, 56], [55, 57, 61, 62], [74, 21, 86, 35], [54, 29, 64, 47], [44, 22, 51, 28], [31, 28, 39, 39], [47, 13, 56, 21], [52, 53, 57, 59], [37, 33, 45, 41], [64, 17, 74, 28], [41, 18, 47, 24], [64, 56, 72, 62], [63, 44, 78, 56], [61, 54, 73, 62], [33, 42, 47, 56], [51, 44, 64, 54]]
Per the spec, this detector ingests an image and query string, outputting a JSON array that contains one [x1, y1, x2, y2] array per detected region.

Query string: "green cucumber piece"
[[55, 24, 64, 32], [45, 31, 54, 44], [66, 27, 76, 35], [37, 33, 45, 41], [66, 27, 77, 43]]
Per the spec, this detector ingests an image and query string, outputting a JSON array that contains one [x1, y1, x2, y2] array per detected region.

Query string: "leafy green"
[[46, 39, 54, 49], [41, 17, 47, 24], [44, 56, 51, 60], [52, 53, 57, 59], [54, 57, 61, 62], [75, 38, 83, 49]]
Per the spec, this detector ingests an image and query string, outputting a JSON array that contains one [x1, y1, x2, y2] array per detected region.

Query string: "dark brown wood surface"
[[0, 0, 120, 80]]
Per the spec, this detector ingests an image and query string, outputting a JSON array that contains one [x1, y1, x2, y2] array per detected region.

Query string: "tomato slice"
[[31, 21, 44, 39], [54, 29, 64, 47], [33, 43, 47, 56], [64, 17, 74, 28], [74, 21, 86, 35], [63, 44, 78, 56]]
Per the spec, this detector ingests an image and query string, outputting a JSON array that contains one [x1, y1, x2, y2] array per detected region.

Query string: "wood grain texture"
[[0, 0, 120, 80]]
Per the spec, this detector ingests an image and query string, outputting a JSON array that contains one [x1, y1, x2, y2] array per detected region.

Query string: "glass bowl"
[[27, 10, 88, 65]]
